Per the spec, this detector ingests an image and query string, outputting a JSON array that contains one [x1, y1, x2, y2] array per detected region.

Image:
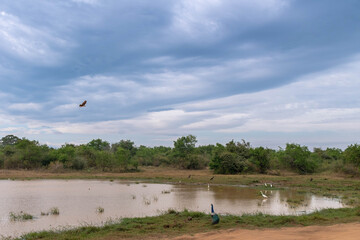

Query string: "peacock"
[[211, 204, 220, 225]]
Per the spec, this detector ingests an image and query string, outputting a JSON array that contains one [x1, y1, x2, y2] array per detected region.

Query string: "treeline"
[[0, 134, 360, 175]]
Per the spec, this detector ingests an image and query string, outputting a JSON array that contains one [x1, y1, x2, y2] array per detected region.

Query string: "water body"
[[0, 180, 345, 238]]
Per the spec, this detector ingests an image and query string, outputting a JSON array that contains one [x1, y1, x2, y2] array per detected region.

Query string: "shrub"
[[9, 211, 33, 221], [280, 143, 318, 174], [343, 144, 360, 167], [50, 207, 60, 215], [251, 147, 271, 173]]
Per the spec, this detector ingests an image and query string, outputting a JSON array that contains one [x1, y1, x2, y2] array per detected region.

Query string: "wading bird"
[[79, 100, 87, 107], [260, 191, 268, 198], [210, 204, 219, 225]]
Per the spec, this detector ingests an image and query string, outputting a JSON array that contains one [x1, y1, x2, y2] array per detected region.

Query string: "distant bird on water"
[[210, 204, 219, 225], [210, 176, 214, 181], [79, 100, 87, 107]]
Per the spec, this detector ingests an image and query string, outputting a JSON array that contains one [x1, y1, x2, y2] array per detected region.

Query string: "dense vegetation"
[[0, 134, 359, 175]]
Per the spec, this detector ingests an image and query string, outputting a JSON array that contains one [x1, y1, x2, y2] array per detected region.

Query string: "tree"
[[134, 145, 153, 166], [115, 147, 131, 170], [226, 139, 251, 158], [172, 135, 201, 169], [280, 143, 318, 174], [173, 135, 197, 158], [343, 144, 360, 167], [56, 144, 76, 167], [210, 140, 252, 174], [13, 138, 44, 169], [0, 135, 20, 146], [95, 151, 114, 171], [87, 139, 110, 151], [251, 147, 270, 174], [209, 143, 226, 172]]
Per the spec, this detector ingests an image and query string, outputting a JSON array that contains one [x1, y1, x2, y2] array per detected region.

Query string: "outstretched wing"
[[79, 100, 87, 107]]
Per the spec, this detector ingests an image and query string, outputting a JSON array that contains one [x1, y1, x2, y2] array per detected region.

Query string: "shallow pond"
[[0, 179, 344, 237]]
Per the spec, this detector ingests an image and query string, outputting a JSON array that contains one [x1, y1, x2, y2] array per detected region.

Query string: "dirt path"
[[170, 223, 360, 240]]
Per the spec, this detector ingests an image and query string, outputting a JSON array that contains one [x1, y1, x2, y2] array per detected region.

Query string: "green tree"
[[226, 139, 251, 158], [87, 139, 110, 151], [209, 143, 226, 172], [134, 145, 153, 166], [209, 140, 252, 174], [95, 151, 114, 171], [0, 135, 20, 146], [56, 144, 76, 168], [343, 144, 360, 167], [111, 140, 137, 156], [77, 145, 97, 168], [15, 138, 43, 169], [251, 147, 271, 174], [173, 135, 197, 158], [115, 147, 131, 170], [280, 143, 318, 174], [172, 135, 205, 169]]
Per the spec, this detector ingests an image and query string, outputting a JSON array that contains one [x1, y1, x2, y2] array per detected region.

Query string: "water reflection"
[[0, 180, 344, 238]]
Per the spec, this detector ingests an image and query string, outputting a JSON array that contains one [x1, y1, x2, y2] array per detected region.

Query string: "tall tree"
[[0, 135, 20, 146]]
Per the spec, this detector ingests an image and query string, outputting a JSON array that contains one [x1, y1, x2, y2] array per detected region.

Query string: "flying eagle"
[[79, 100, 87, 107]]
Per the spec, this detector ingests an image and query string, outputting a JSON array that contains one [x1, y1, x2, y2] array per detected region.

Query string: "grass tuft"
[[49, 207, 60, 215], [9, 211, 33, 221]]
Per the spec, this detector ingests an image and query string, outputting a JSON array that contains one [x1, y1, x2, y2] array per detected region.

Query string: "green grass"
[[17, 207, 360, 240], [49, 207, 60, 215], [9, 211, 33, 221]]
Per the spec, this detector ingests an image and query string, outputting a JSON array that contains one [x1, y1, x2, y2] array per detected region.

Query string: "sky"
[[0, 0, 359, 149]]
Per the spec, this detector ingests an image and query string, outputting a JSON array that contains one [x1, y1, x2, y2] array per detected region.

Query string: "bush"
[[212, 151, 246, 174], [343, 144, 360, 167], [251, 147, 271, 173], [71, 156, 87, 170], [280, 143, 318, 174], [47, 161, 65, 173]]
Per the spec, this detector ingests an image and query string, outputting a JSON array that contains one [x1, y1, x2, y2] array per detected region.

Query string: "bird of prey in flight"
[[79, 100, 87, 107]]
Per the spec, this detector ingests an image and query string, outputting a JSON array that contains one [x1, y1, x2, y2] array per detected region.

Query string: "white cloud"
[[9, 103, 42, 111], [0, 11, 68, 65], [182, 113, 249, 130], [176, 56, 360, 135], [71, 0, 99, 5], [170, 0, 289, 40]]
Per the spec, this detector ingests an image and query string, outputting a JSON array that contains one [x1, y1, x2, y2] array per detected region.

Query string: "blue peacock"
[[211, 203, 220, 225]]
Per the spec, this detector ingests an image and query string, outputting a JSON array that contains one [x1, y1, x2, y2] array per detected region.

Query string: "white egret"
[[260, 191, 268, 198]]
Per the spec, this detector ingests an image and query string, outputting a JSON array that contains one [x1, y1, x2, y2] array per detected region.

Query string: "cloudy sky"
[[0, 0, 359, 149]]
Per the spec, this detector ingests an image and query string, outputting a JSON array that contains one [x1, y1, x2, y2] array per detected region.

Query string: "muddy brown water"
[[0, 180, 345, 238]]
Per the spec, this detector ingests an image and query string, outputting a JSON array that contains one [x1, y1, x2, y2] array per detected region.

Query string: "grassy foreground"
[[17, 208, 360, 240], [1, 167, 360, 239]]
